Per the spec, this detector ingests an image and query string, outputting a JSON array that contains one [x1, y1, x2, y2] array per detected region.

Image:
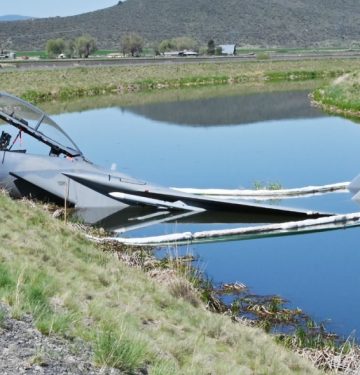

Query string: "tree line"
[[46, 35, 97, 58], [46, 33, 227, 58]]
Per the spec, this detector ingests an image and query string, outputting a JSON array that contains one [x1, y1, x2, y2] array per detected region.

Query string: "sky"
[[0, 1, 119, 18]]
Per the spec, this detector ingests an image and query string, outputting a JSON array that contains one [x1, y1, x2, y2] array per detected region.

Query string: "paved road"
[[1, 52, 360, 70]]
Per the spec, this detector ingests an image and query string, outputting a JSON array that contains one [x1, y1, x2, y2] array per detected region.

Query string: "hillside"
[[0, 15, 33, 22], [0, 0, 359, 50]]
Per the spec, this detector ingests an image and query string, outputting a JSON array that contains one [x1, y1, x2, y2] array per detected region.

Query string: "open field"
[[1, 58, 360, 103]]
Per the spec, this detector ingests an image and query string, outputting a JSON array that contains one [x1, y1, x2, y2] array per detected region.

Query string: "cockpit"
[[0, 92, 83, 158]]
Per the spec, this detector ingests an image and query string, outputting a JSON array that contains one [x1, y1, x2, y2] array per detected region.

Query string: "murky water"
[[53, 88, 360, 339]]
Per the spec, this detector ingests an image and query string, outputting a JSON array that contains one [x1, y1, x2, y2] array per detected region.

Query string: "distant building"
[[163, 50, 199, 57], [178, 50, 198, 57], [218, 44, 236, 55], [107, 53, 123, 59], [0, 51, 16, 59], [163, 51, 181, 57]]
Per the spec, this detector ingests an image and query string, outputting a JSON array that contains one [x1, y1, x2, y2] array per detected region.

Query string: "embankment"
[[0, 192, 323, 374]]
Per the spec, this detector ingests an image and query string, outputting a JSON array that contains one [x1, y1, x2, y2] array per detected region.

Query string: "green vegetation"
[[312, 72, 360, 117], [46, 35, 97, 59], [256, 52, 270, 60], [267, 70, 342, 82], [0, 306, 6, 328], [92, 50, 117, 56], [1, 59, 359, 104], [0, 191, 323, 374], [159, 37, 198, 53], [121, 33, 144, 57], [16, 51, 48, 59], [252, 181, 283, 190], [207, 39, 215, 55], [46, 38, 66, 58], [74, 35, 97, 58], [17, 50, 116, 59]]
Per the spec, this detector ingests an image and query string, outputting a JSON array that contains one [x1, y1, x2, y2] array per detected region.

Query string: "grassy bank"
[[1, 58, 360, 103], [0, 191, 323, 374], [312, 71, 360, 117]]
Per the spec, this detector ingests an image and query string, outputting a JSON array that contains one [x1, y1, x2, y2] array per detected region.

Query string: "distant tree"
[[149, 42, 160, 56], [74, 35, 97, 58], [46, 38, 65, 58], [215, 46, 223, 55], [121, 33, 144, 57], [0, 36, 12, 54], [199, 46, 208, 55], [159, 37, 198, 53], [64, 39, 76, 58], [158, 39, 176, 53], [172, 37, 198, 51], [207, 39, 215, 55]]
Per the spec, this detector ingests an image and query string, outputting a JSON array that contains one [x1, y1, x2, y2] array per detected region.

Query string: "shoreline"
[[311, 71, 360, 119], [1, 58, 360, 104]]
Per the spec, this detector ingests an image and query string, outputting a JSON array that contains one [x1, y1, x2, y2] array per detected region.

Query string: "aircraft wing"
[[63, 171, 331, 220]]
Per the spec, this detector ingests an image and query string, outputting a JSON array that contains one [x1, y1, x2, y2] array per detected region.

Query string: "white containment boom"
[[172, 182, 350, 200], [86, 211, 360, 247]]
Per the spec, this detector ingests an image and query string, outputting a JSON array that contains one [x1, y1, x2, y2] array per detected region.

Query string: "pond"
[[52, 87, 360, 339]]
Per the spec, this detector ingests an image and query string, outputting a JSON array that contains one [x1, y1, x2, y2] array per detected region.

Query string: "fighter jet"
[[0, 92, 329, 231]]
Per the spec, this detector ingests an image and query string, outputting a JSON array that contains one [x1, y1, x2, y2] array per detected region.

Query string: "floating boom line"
[[88, 211, 360, 247], [172, 182, 350, 200]]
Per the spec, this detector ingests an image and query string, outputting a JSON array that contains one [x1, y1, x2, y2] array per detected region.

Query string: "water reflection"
[[127, 90, 324, 126], [51, 86, 360, 340], [91, 204, 314, 234]]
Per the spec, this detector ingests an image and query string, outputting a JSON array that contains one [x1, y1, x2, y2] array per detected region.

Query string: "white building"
[[218, 44, 236, 55]]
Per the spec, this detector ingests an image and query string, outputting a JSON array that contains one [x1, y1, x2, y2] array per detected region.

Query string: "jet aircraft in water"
[[0, 92, 333, 232]]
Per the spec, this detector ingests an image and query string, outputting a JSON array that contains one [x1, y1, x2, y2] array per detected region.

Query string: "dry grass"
[[0, 58, 359, 103], [0, 191, 324, 374]]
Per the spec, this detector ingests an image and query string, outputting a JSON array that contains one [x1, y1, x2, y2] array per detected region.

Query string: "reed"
[[312, 71, 360, 117]]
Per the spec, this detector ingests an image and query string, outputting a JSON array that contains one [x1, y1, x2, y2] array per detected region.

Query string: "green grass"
[[16, 50, 48, 59], [252, 180, 283, 190], [92, 50, 117, 56], [266, 70, 343, 82], [94, 322, 148, 371], [16, 50, 118, 59], [256, 52, 270, 60], [312, 71, 360, 116], [0, 192, 323, 374], [237, 47, 360, 54], [0, 307, 6, 328]]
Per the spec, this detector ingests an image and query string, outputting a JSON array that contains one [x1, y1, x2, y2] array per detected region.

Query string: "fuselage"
[[0, 151, 128, 213], [0, 92, 332, 228]]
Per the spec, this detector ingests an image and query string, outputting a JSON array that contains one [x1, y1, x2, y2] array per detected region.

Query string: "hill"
[[0, 0, 358, 50], [0, 15, 33, 22]]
